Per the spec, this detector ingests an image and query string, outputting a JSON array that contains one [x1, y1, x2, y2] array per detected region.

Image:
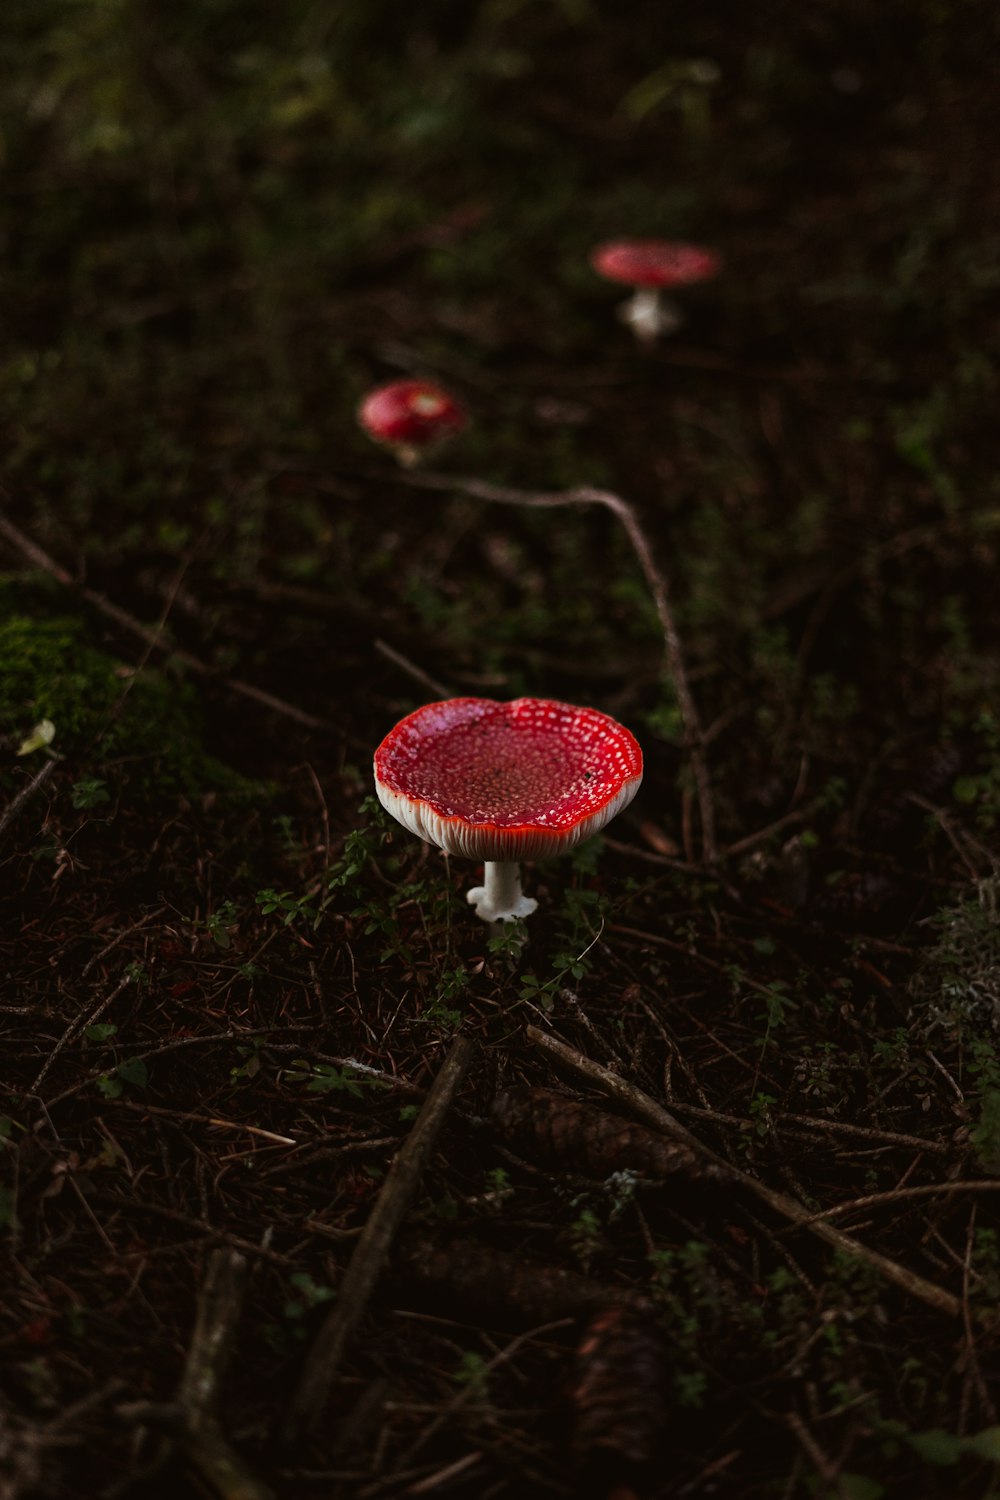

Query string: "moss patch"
[[0, 605, 258, 802]]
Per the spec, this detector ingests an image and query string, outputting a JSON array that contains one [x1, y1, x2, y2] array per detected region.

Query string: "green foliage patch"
[[0, 597, 257, 801]]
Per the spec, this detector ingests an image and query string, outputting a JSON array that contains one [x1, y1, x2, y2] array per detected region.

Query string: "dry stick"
[[114, 1098, 297, 1147], [38, 1027, 375, 1113], [526, 1026, 963, 1320], [178, 1248, 252, 1414], [95, 1194, 291, 1266], [30, 968, 135, 1095], [720, 797, 824, 860], [401, 470, 718, 863], [283, 1034, 475, 1442], [0, 758, 57, 843], [785, 1411, 843, 1493], [161, 1247, 274, 1500], [677, 1101, 949, 1156], [81, 905, 167, 978], [0, 510, 332, 735], [787, 1179, 1000, 1229], [3, 1378, 126, 1500], [374, 637, 453, 699], [385, 1318, 573, 1481]]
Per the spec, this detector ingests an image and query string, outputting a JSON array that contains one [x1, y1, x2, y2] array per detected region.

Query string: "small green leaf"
[[71, 778, 110, 810], [288, 1271, 335, 1305], [838, 1477, 885, 1500], [116, 1058, 149, 1088], [97, 1073, 124, 1099], [85, 1023, 118, 1042], [964, 1427, 1000, 1462], [305, 1064, 363, 1096], [906, 1428, 962, 1466]]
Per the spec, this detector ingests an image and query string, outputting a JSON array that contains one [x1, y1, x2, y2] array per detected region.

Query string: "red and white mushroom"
[[590, 239, 721, 343], [358, 378, 467, 466], [373, 697, 643, 924]]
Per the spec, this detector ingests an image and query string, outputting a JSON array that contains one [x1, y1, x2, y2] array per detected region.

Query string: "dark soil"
[[2, 3, 999, 1497]]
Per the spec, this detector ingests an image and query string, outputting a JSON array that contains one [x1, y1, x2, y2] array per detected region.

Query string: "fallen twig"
[[80, 906, 167, 978], [374, 638, 453, 698], [30, 968, 136, 1095], [787, 1179, 1000, 1228], [178, 1248, 254, 1416], [670, 1099, 950, 1155], [94, 1194, 292, 1265], [0, 1379, 125, 1500], [114, 1098, 297, 1146], [0, 509, 334, 735], [389, 1317, 571, 1480], [282, 1033, 475, 1441], [0, 758, 57, 844], [526, 1026, 964, 1319], [121, 1247, 274, 1500]]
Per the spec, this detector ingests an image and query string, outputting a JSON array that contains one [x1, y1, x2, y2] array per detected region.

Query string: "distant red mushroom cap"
[[358, 379, 466, 450], [373, 697, 643, 862], [590, 239, 722, 290]]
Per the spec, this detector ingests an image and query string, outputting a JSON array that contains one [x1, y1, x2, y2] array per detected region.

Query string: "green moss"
[[0, 605, 259, 802]]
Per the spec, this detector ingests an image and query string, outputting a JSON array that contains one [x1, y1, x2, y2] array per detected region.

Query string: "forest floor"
[[2, 3, 1000, 1497]]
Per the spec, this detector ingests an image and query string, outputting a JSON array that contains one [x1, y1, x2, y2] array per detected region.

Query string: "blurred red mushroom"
[[358, 378, 466, 466], [374, 697, 643, 923], [590, 238, 721, 343]]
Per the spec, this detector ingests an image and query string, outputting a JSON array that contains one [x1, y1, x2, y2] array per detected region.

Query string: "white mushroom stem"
[[618, 288, 682, 343], [467, 861, 538, 924]]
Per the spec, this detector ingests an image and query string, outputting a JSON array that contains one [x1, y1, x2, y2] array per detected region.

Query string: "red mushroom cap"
[[373, 697, 643, 862], [358, 379, 466, 450], [590, 239, 721, 290]]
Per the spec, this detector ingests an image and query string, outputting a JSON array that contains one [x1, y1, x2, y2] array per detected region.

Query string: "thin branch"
[[178, 1430, 274, 1500], [393, 1319, 572, 1474], [282, 1034, 475, 1441], [374, 638, 453, 699], [673, 1100, 949, 1156], [94, 1194, 292, 1266], [114, 1099, 297, 1146], [785, 1411, 842, 1491], [0, 510, 73, 582], [177, 1248, 251, 1416], [960, 1205, 996, 1423], [787, 1179, 1000, 1228], [0, 509, 334, 735], [720, 798, 823, 860], [134, 1247, 275, 1500], [526, 1026, 964, 1319], [0, 758, 58, 844], [81, 906, 167, 978], [30, 968, 136, 1095], [398, 470, 718, 862]]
